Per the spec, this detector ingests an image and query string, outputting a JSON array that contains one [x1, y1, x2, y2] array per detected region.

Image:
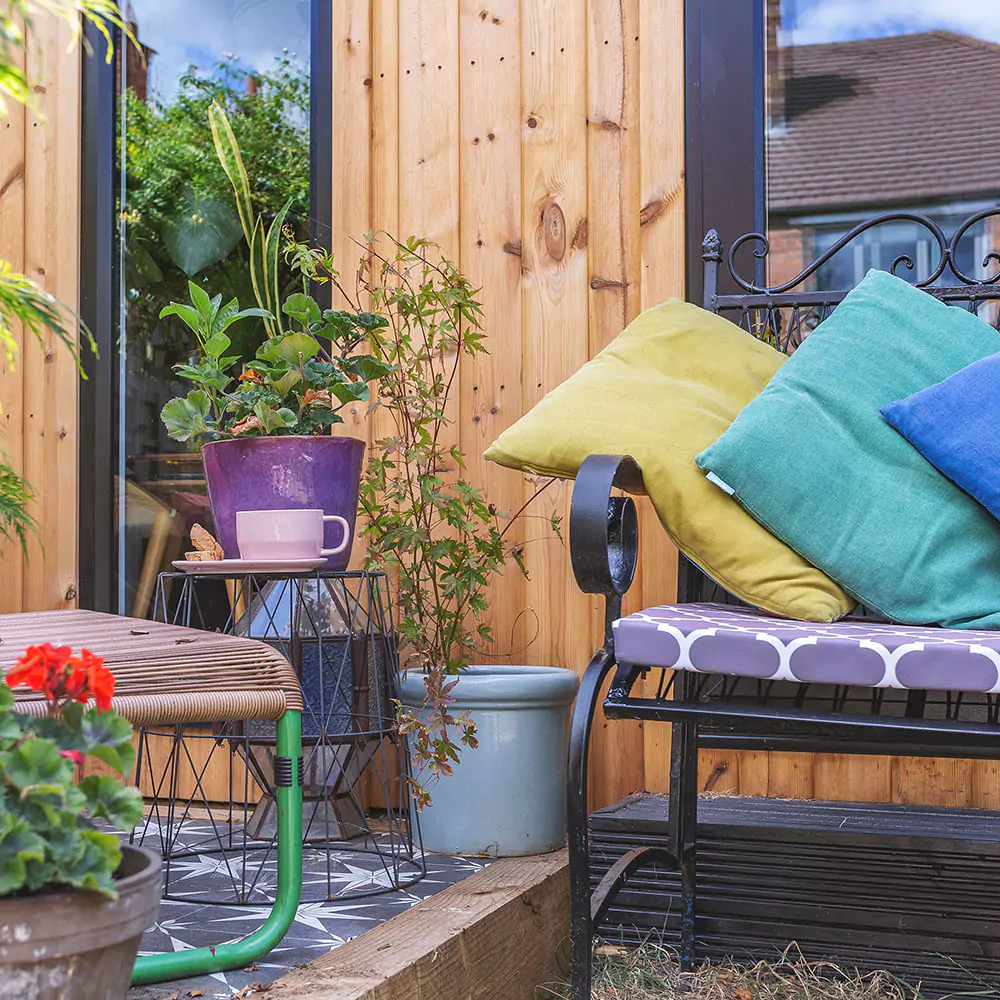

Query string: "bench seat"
[[614, 602, 1000, 693]]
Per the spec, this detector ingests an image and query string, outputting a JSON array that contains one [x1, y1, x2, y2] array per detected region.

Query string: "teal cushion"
[[696, 269, 1000, 628]]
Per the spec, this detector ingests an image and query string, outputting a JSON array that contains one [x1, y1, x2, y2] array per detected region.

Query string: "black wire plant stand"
[[131, 569, 425, 905]]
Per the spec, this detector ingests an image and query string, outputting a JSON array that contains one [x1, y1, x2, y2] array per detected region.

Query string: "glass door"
[[765, 0, 1000, 292], [116, 1, 312, 617]]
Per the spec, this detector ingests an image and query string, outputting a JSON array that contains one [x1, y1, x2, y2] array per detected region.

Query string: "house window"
[[80, 3, 329, 614], [764, 1, 1000, 292]]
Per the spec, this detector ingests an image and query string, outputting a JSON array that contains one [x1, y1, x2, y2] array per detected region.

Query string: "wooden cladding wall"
[[0, 19, 80, 616], [328, 0, 685, 810], [2, 5, 991, 814], [328, 0, 1000, 812]]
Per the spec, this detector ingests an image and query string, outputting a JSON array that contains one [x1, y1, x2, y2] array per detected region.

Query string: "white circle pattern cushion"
[[612, 603, 1000, 694]]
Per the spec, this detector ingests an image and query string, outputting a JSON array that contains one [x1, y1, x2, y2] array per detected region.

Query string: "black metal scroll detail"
[[725, 208, 1000, 294], [569, 455, 641, 627]]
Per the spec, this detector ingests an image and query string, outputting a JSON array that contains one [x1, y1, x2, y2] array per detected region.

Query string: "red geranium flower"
[[5, 644, 114, 711], [74, 649, 115, 712]]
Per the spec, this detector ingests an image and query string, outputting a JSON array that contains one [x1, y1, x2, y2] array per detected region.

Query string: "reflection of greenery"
[[122, 59, 309, 359]]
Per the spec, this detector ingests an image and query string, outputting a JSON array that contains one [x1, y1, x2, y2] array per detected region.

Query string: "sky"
[[129, 0, 310, 103], [781, 0, 1000, 46]]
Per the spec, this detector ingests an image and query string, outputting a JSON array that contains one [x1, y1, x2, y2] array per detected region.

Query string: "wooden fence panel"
[[9, 2, 997, 814], [0, 19, 79, 614]]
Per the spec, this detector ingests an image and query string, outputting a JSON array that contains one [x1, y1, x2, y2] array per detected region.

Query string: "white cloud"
[[131, 0, 310, 103], [782, 0, 1000, 46]]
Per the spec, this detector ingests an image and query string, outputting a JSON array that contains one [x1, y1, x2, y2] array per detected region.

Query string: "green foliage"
[[0, 683, 143, 900], [0, 2, 131, 115], [123, 59, 309, 359], [339, 236, 558, 800], [0, 456, 35, 554], [159, 279, 393, 444]]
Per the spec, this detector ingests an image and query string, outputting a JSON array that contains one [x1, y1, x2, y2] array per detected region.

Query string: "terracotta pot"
[[201, 435, 366, 571], [0, 845, 161, 1000]]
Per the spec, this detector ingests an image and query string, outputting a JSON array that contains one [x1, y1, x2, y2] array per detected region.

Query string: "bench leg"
[[669, 683, 698, 971], [131, 709, 303, 986], [568, 648, 616, 1000]]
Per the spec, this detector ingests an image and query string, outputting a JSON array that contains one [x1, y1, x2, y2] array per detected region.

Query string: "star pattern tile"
[[128, 820, 490, 1000]]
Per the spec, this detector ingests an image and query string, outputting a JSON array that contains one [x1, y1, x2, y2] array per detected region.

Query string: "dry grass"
[[538, 941, 937, 1000]]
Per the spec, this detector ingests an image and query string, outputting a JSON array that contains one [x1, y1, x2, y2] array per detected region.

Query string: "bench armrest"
[[569, 454, 642, 644]]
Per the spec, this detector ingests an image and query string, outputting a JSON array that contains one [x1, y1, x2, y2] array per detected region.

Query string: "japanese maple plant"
[[0, 645, 143, 898]]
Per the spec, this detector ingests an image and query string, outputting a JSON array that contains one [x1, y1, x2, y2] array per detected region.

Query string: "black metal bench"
[[566, 210, 1000, 999]]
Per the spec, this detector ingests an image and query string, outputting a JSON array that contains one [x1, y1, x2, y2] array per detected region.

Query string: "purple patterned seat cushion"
[[613, 603, 1000, 693]]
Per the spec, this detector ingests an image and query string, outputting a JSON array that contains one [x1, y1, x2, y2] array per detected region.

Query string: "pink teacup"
[[235, 508, 350, 561]]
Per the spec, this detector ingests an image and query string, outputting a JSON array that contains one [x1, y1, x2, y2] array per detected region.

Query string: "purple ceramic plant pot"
[[201, 436, 366, 571]]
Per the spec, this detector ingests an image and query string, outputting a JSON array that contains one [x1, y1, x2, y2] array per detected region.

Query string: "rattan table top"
[[1, 609, 302, 724]]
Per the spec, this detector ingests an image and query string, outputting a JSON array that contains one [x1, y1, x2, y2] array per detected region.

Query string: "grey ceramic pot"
[[399, 665, 580, 856], [202, 435, 366, 571], [0, 845, 161, 1000]]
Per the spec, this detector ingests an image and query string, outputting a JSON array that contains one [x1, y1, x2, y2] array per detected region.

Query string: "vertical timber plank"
[[458, 0, 527, 664], [813, 754, 891, 803], [892, 757, 972, 808], [331, 0, 373, 576], [398, 0, 460, 256], [637, 0, 683, 794], [22, 18, 79, 611], [520, 0, 599, 798], [366, 0, 400, 812], [0, 41, 25, 612], [398, 0, 461, 491], [587, 0, 643, 801], [971, 759, 1000, 809]]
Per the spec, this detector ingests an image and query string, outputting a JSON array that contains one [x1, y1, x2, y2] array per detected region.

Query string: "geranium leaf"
[[78, 774, 143, 829], [161, 390, 213, 443]]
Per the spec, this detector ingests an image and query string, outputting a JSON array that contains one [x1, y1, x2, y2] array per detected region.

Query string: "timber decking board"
[[591, 794, 1000, 996]]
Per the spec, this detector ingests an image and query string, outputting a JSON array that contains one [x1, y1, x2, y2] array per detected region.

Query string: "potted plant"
[[330, 236, 578, 857], [159, 105, 392, 568], [0, 643, 159, 1000]]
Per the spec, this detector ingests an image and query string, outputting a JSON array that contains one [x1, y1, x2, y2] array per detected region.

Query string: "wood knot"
[[526, 116, 538, 128], [601, 119, 622, 132], [571, 217, 588, 251], [640, 198, 665, 227], [541, 200, 566, 261], [502, 240, 522, 257], [479, 8, 488, 18], [63, 585, 77, 602]]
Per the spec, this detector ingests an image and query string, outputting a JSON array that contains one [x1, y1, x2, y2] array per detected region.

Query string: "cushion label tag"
[[706, 471, 735, 495]]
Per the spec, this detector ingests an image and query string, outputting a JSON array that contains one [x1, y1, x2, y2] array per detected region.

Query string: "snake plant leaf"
[[209, 101, 255, 247]]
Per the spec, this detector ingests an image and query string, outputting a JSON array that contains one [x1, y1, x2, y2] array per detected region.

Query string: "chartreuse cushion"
[[697, 268, 1000, 629], [881, 352, 1000, 522], [484, 299, 853, 623]]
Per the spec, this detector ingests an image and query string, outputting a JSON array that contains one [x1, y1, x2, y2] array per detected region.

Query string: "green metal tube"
[[131, 710, 303, 986]]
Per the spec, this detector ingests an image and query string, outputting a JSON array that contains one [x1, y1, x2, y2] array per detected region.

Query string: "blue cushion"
[[882, 352, 1000, 522]]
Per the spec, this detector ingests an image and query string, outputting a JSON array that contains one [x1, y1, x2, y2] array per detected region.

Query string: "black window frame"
[[685, 0, 766, 305], [78, 3, 332, 613]]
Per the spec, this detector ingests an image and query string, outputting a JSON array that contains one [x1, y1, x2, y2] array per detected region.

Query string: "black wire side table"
[[131, 569, 424, 905]]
